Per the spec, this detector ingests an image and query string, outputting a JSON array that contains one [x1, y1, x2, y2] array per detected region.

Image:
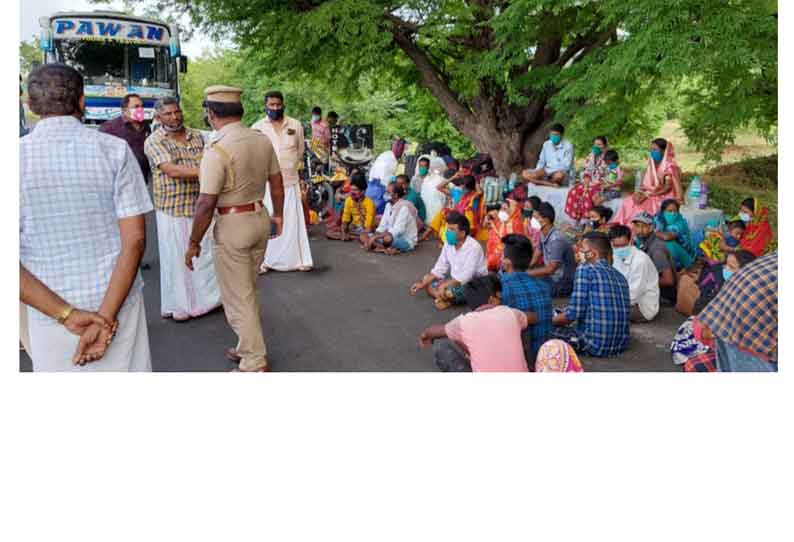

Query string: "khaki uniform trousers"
[[213, 207, 271, 370]]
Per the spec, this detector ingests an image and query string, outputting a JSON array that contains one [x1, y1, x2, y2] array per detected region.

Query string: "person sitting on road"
[[527, 202, 576, 298], [551, 232, 631, 357], [325, 172, 375, 241], [411, 156, 431, 194], [654, 198, 695, 270], [499, 234, 553, 366], [395, 174, 426, 230], [424, 173, 483, 243], [608, 225, 660, 323], [361, 182, 418, 255], [419, 274, 530, 372], [631, 211, 677, 305], [522, 123, 574, 187], [410, 211, 487, 310], [582, 205, 614, 235]]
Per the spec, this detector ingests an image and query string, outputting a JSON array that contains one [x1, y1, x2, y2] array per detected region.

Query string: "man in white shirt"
[[361, 182, 418, 254], [409, 211, 488, 309], [522, 122, 575, 187], [608, 225, 660, 323]]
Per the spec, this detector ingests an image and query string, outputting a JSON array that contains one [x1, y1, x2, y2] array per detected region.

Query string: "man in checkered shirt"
[[20, 64, 153, 371], [698, 252, 777, 372], [551, 232, 631, 357], [144, 97, 221, 321]]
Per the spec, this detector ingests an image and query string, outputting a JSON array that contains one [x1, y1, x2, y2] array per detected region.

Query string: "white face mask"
[[739, 212, 751, 223], [312, 114, 321, 122], [497, 211, 510, 223], [530, 217, 542, 231]]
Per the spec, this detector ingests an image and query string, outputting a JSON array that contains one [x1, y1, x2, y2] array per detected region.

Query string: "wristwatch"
[[56, 305, 74, 324]]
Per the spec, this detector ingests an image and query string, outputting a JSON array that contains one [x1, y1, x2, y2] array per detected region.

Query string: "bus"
[[37, 10, 187, 124]]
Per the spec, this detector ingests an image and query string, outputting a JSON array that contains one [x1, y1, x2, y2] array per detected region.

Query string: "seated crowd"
[[321, 123, 777, 373]]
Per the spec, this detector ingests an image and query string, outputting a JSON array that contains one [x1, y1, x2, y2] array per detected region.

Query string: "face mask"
[[203, 111, 211, 129], [722, 268, 734, 281], [663, 211, 679, 223], [650, 150, 663, 162], [130, 107, 145, 122], [592, 145, 602, 156], [607, 162, 618, 171], [351, 193, 364, 202], [613, 246, 631, 261], [497, 211, 510, 223], [450, 186, 463, 205], [162, 121, 184, 132], [418, 166, 429, 176], [739, 212, 751, 223], [586, 219, 598, 230], [578, 251, 590, 264], [445, 230, 459, 246], [550, 134, 562, 145], [267, 108, 284, 120], [522, 209, 533, 219], [530, 217, 542, 231], [311, 114, 321, 122]]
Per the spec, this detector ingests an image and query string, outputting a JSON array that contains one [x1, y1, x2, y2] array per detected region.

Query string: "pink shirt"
[[444, 305, 529, 372]]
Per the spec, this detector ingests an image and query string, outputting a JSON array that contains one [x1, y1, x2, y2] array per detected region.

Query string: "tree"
[[128, 0, 777, 175], [20, 38, 41, 78]]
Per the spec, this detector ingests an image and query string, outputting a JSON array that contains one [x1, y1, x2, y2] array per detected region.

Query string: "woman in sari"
[[485, 198, 528, 272], [535, 339, 584, 372], [564, 135, 609, 222], [613, 138, 683, 225], [654, 198, 694, 270], [426, 174, 483, 243], [730, 197, 773, 257]]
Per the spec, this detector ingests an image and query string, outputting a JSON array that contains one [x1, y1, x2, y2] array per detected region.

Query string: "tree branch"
[[387, 20, 474, 132]]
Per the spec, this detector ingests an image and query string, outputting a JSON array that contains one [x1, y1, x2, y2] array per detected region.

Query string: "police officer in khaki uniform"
[[185, 86, 285, 371]]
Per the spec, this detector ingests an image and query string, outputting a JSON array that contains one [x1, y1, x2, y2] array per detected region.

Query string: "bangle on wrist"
[[189, 238, 201, 246], [56, 305, 74, 324]]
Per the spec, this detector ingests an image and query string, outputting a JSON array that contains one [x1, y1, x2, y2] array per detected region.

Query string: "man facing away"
[[186, 85, 285, 372], [20, 64, 153, 371], [419, 274, 531, 372], [144, 97, 221, 321], [252, 90, 314, 273]]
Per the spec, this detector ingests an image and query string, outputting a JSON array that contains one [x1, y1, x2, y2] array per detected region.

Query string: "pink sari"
[[612, 141, 683, 225]]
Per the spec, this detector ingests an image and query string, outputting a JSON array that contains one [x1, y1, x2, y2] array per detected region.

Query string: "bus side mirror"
[[179, 55, 188, 74]]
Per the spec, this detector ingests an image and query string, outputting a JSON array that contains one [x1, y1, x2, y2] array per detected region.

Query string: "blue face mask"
[[450, 186, 463, 205], [607, 162, 619, 170], [722, 268, 734, 281], [550, 134, 562, 145], [663, 211, 679, 223], [613, 246, 631, 261], [267, 108, 284, 120], [445, 230, 459, 246], [650, 150, 663, 162]]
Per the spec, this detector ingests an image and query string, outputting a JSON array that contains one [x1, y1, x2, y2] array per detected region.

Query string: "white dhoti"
[[155, 210, 222, 319], [262, 183, 314, 271], [27, 289, 152, 372]]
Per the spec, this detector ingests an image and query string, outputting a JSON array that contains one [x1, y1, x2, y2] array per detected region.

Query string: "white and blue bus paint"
[[38, 11, 187, 124]]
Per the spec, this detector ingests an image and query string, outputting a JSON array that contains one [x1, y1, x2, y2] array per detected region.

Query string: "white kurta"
[[421, 172, 448, 226], [369, 150, 398, 187], [252, 115, 314, 271], [27, 289, 152, 372], [155, 210, 221, 319]]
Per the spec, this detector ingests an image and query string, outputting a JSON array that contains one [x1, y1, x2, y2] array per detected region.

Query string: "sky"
[[20, 0, 218, 57]]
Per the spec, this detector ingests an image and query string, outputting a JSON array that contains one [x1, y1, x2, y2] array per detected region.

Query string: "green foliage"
[[19, 38, 41, 77], [122, 0, 776, 168]]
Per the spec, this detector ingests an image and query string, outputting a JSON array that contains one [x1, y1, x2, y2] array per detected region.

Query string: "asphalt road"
[[20, 216, 685, 372]]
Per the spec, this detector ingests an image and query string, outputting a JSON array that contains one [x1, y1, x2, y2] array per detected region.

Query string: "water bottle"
[[634, 170, 642, 192], [698, 179, 708, 209], [687, 176, 701, 208]]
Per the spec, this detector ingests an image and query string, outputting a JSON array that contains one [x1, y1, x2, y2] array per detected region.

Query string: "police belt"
[[217, 200, 264, 216]]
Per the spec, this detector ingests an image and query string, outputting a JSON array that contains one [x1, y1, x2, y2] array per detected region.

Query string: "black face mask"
[[203, 111, 211, 129]]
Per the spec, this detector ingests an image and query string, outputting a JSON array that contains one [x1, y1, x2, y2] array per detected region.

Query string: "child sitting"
[[698, 219, 746, 263], [593, 149, 623, 205]]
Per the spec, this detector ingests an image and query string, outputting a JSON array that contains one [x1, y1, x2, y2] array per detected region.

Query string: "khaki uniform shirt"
[[251, 115, 304, 187], [199, 122, 281, 207]]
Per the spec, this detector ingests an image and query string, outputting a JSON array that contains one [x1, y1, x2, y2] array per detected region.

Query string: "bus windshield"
[[55, 39, 175, 90]]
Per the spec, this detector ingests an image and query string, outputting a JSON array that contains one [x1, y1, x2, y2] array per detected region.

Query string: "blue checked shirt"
[[20, 116, 153, 322], [563, 260, 631, 357], [500, 272, 553, 362]]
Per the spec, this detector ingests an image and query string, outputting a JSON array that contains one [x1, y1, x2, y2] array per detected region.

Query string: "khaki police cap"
[[204, 85, 243, 104]]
